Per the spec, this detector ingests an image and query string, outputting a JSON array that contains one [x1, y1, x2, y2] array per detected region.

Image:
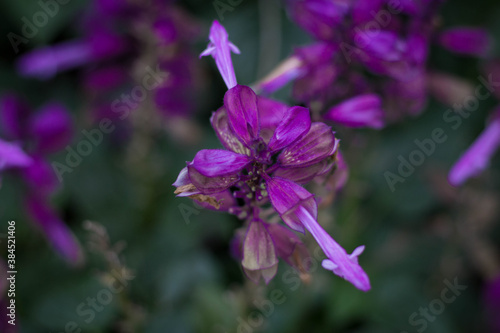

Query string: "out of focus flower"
[[0, 94, 83, 264], [448, 107, 500, 186], [16, 0, 202, 125], [174, 21, 370, 291], [256, 0, 492, 125]]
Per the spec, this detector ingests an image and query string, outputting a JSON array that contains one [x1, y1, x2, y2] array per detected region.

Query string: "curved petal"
[[278, 122, 337, 168], [187, 149, 250, 193], [268, 106, 311, 152], [324, 94, 384, 129], [210, 107, 250, 155], [266, 176, 317, 233], [296, 206, 371, 291], [448, 117, 500, 186], [223, 85, 260, 146]]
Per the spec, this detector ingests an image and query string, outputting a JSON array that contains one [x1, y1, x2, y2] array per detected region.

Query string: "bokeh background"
[[1, 0, 500, 332]]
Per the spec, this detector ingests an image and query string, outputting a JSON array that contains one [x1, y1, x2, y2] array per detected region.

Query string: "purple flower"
[[324, 94, 385, 129], [0, 94, 82, 264], [174, 21, 370, 290], [200, 20, 240, 89], [266, 0, 491, 123], [438, 27, 492, 57], [448, 107, 500, 186]]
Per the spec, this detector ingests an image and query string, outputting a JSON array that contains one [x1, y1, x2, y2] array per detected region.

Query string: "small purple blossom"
[[174, 21, 370, 291]]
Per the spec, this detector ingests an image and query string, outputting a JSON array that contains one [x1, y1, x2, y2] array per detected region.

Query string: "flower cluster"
[[174, 21, 370, 291], [256, 0, 491, 128], [16, 0, 202, 124], [0, 94, 82, 264]]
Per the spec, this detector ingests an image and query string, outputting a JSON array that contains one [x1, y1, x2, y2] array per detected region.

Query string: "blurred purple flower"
[[448, 107, 500, 186], [174, 21, 370, 290], [0, 94, 83, 265], [257, 0, 491, 124], [324, 94, 385, 129], [438, 27, 492, 57]]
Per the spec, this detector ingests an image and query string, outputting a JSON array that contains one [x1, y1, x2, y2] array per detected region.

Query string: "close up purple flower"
[[174, 21, 370, 291]]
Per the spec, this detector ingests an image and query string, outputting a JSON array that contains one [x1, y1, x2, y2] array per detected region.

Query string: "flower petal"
[[187, 149, 250, 193], [242, 220, 278, 271], [223, 85, 260, 146], [201, 20, 239, 89], [278, 122, 337, 168], [0, 139, 32, 171], [266, 177, 317, 233], [210, 107, 251, 155], [268, 106, 311, 152], [267, 223, 310, 272], [448, 115, 500, 186], [296, 206, 371, 291], [324, 94, 385, 129], [439, 27, 491, 57], [242, 220, 278, 284]]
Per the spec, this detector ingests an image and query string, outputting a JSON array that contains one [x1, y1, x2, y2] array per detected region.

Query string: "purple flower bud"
[[242, 220, 278, 284], [439, 27, 492, 57], [324, 94, 385, 129]]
